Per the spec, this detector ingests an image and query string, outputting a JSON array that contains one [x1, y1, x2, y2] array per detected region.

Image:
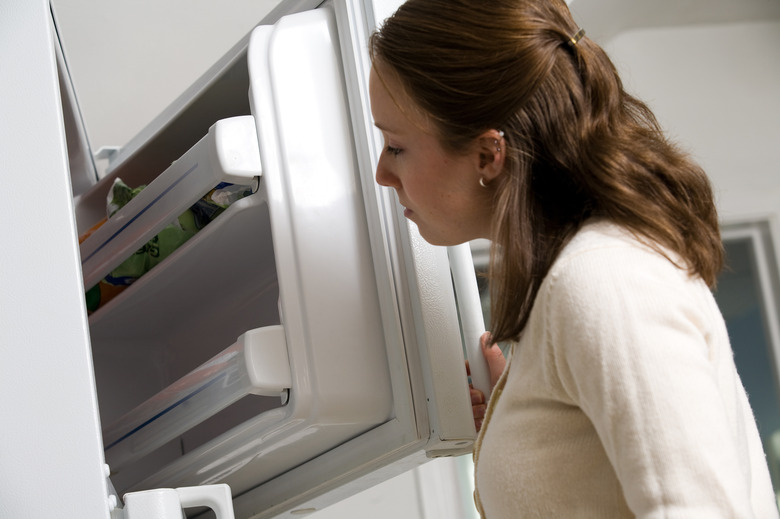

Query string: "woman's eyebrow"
[[374, 121, 407, 137]]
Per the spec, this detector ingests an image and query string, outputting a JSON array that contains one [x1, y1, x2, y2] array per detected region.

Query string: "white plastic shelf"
[[103, 325, 290, 471], [79, 115, 262, 290]]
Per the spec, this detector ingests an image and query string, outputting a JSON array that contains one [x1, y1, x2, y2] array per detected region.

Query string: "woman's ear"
[[476, 129, 506, 187]]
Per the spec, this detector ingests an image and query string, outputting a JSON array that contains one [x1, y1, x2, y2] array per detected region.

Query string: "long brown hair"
[[369, 0, 723, 343]]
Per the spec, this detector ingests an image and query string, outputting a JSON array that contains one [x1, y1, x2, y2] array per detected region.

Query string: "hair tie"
[[568, 28, 586, 47]]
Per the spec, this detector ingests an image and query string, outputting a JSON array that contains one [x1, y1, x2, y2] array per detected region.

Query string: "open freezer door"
[[71, 0, 480, 516], [230, 0, 480, 516]]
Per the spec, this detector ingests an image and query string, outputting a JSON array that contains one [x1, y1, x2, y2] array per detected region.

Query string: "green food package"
[[85, 178, 252, 313]]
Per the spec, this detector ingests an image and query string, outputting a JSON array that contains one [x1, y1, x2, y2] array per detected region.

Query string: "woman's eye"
[[385, 145, 402, 156]]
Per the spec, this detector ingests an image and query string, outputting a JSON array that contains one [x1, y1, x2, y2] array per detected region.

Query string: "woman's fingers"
[[480, 332, 506, 389]]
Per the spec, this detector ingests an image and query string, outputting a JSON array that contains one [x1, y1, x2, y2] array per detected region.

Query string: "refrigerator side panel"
[[0, 1, 110, 518]]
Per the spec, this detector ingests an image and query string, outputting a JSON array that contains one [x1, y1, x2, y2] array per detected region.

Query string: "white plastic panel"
[[0, 1, 110, 517], [121, 484, 235, 519]]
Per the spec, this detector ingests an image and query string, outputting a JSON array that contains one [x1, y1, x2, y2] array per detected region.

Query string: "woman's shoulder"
[[554, 219, 682, 276], [543, 219, 703, 305], [535, 220, 718, 350], [560, 219, 656, 259]]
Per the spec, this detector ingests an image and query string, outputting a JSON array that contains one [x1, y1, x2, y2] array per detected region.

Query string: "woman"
[[368, 0, 779, 517]]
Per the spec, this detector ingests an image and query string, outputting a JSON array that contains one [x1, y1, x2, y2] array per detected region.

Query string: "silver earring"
[[495, 130, 505, 153], [479, 176, 489, 188]]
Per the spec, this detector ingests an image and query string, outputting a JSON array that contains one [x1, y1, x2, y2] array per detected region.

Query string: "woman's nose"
[[375, 160, 399, 188]]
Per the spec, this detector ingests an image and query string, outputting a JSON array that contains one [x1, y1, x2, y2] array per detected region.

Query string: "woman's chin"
[[415, 226, 469, 247]]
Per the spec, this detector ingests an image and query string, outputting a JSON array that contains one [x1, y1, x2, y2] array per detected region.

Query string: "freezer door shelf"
[[103, 325, 290, 472], [79, 115, 262, 291]]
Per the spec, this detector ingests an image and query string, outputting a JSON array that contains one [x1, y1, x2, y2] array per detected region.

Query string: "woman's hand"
[[468, 332, 506, 432]]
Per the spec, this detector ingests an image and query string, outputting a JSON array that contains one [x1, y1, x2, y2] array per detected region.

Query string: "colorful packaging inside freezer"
[[82, 178, 253, 313]]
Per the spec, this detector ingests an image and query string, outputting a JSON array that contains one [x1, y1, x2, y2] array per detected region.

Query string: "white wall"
[[603, 21, 780, 221]]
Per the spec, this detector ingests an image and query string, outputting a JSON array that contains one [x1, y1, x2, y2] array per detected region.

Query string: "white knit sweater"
[[474, 221, 778, 518]]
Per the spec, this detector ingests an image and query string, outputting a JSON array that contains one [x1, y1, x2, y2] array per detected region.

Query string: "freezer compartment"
[[89, 188, 284, 492]]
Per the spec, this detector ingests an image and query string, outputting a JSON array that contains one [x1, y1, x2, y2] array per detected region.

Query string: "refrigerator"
[[0, 0, 492, 517]]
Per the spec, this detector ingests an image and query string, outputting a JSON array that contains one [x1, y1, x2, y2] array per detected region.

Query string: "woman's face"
[[369, 64, 495, 246]]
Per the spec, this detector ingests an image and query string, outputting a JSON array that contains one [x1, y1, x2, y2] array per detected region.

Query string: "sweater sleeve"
[[543, 243, 761, 518]]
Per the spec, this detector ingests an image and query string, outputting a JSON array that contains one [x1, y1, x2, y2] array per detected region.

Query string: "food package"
[[82, 178, 253, 313]]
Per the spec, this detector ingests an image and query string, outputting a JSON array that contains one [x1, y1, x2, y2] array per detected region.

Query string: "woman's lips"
[[403, 207, 413, 218]]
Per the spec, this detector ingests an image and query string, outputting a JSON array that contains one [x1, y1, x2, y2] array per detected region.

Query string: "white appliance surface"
[[0, 0, 111, 517]]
